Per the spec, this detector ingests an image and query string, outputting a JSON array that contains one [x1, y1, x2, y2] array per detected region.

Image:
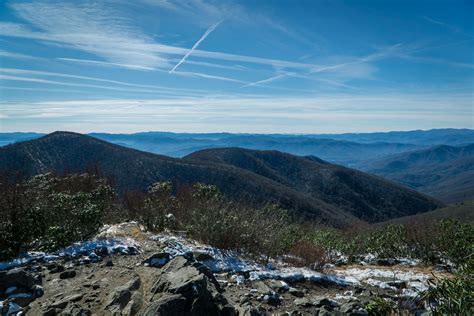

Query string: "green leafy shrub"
[[419, 259, 474, 315], [141, 181, 179, 232], [365, 296, 395, 315], [0, 173, 115, 259], [437, 219, 474, 265]]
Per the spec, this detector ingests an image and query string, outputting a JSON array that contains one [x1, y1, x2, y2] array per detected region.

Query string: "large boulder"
[[0, 268, 43, 309], [142, 293, 188, 316], [146, 256, 234, 315], [0, 268, 41, 292], [105, 276, 143, 316]]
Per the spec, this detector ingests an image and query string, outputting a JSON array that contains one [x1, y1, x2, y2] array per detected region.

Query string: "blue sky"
[[0, 0, 473, 133]]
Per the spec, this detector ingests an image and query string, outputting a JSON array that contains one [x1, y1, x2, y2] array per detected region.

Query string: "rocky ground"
[[0, 223, 448, 315]]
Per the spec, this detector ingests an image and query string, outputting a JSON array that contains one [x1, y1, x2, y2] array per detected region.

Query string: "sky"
[[0, 0, 473, 133]]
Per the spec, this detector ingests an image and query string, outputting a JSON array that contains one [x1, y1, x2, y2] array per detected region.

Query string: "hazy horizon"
[[1, 127, 473, 136]]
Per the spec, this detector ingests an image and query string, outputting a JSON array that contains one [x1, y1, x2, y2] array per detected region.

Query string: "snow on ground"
[[0, 239, 140, 271], [0, 222, 434, 297], [334, 267, 430, 296]]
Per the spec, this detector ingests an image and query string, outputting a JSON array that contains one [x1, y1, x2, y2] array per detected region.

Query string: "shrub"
[[0, 173, 115, 258], [436, 219, 474, 265], [140, 181, 179, 232], [287, 240, 327, 271], [404, 219, 440, 264], [364, 224, 408, 258], [419, 259, 474, 315], [365, 296, 395, 315]]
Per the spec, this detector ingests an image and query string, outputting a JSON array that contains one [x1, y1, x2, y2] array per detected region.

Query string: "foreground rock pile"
[[0, 222, 443, 315]]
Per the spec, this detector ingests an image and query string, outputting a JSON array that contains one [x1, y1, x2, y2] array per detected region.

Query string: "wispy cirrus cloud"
[[56, 58, 158, 71], [0, 68, 205, 93], [0, 74, 202, 96], [0, 1, 414, 82], [3, 1, 168, 68], [0, 49, 43, 60], [2, 93, 471, 133], [422, 16, 473, 39]]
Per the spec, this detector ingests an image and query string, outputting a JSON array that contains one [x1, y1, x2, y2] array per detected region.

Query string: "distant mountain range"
[[366, 144, 474, 203], [1, 129, 472, 203], [0, 132, 443, 227], [1, 129, 473, 166]]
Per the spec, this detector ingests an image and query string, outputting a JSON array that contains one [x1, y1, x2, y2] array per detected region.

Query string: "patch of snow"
[[365, 278, 397, 291], [335, 267, 430, 296], [7, 293, 32, 299], [96, 221, 145, 239], [152, 235, 194, 258], [397, 258, 421, 267], [334, 290, 357, 301], [58, 238, 139, 257], [231, 274, 246, 285], [249, 271, 260, 281], [0, 238, 139, 271], [3, 301, 22, 316], [0, 252, 57, 271], [152, 234, 355, 286], [5, 287, 17, 295], [148, 257, 169, 267]]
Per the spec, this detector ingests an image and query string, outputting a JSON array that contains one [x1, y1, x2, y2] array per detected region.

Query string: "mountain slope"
[[0, 132, 442, 226], [366, 144, 474, 203], [184, 147, 442, 222], [89, 133, 420, 166], [379, 201, 474, 225], [3, 129, 473, 167], [313, 128, 474, 145]]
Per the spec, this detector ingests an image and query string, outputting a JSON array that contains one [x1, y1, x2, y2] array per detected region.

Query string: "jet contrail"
[[241, 73, 288, 88], [170, 20, 223, 73]]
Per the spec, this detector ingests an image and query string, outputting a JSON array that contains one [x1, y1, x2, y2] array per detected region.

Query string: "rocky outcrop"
[[0, 268, 43, 311], [144, 256, 234, 315], [105, 276, 143, 316]]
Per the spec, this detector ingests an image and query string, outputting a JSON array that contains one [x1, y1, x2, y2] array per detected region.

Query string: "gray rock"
[[289, 287, 305, 297], [123, 291, 143, 316], [340, 301, 366, 314], [194, 251, 214, 261], [148, 256, 232, 315], [47, 263, 65, 274], [313, 297, 338, 308], [142, 252, 171, 268], [59, 270, 76, 279], [0, 268, 41, 292], [294, 297, 313, 307], [49, 293, 83, 310], [387, 280, 407, 289], [105, 276, 142, 316], [32, 284, 44, 298], [142, 293, 188, 316], [315, 305, 334, 316], [253, 281, 272, 294], [376, 258, 397, 266], [263, 293, 280, 306], [237, 305, 268, 316], [265, 280, 289, 293]]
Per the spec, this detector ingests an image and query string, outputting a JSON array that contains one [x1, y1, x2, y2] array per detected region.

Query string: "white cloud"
[[0, 67, 207, 94], [2, 93, 471, 133], [0, 49, 42, 60], [5, 1, 168, 68], [0, 74, 200, 96]]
